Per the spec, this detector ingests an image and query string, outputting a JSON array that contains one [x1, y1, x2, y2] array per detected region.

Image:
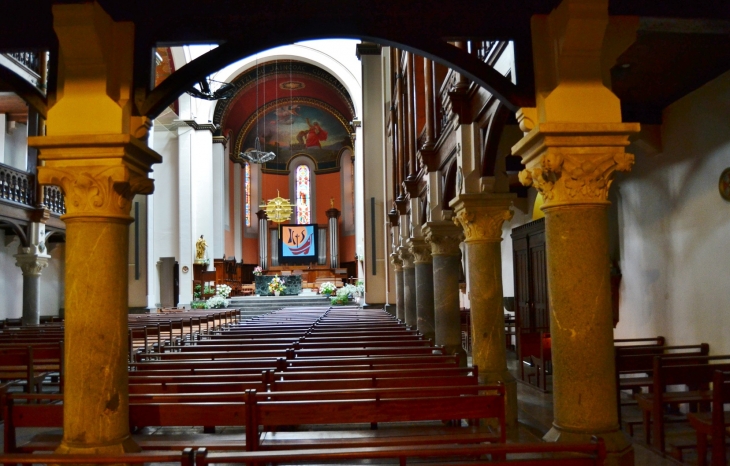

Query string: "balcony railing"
[[0, 164, 34, 207], [44, 185, 66, 216], [0, 163, 66, 216], [7, 52, 40, 75]]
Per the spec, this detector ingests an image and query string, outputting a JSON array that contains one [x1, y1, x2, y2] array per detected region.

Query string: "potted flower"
[[268, 275, 286, 296], [253, 266, 263, 276], [319, 282, 336, 297], [215, 283, 232, 298], [330, 286, 351, 305], [206, 295, 229, 309]]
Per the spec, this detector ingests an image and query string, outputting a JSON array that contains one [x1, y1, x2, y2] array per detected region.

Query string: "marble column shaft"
[[400, 248, 417, 328], [391, 254, 405, 321], [424, 222, 465, 366], [411, 239, 435, 342], [451, 194, 517, 429], [15, 252, 50, 326], [513, 122, 639, 465]]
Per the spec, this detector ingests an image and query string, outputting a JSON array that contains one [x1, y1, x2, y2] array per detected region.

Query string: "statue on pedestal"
[[195, 235, 208, 264]]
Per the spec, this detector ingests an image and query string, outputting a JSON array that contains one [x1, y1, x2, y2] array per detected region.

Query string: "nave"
[[0, 307, 728, 465], [0, 306, 613, 465]]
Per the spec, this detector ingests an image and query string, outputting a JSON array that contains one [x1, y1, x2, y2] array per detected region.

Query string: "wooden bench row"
[[5, 385, 505, 453], [0, 440, 607, 465]]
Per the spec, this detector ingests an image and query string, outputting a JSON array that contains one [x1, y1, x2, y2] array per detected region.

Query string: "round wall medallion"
[[181, 266, 189, 273], [720, 168, 730, 201]]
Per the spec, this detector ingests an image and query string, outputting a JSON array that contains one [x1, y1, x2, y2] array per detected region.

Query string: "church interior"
[[0, 0, 729, 465]]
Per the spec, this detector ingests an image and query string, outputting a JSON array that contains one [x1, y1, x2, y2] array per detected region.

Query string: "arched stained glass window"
[[244, 162, 251, 227], [296, 164, 311, 224]]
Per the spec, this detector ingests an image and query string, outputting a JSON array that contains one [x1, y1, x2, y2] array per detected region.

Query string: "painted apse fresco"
[[240, 98, 352, 174]]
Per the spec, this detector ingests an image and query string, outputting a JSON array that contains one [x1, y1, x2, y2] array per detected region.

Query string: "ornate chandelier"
[[241, 138, 275, 164], [260, 190, 293, 223]]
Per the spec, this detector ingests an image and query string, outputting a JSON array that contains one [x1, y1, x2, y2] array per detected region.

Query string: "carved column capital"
[[29, 134, 162, 223], [423, 221, 463, 256], [409, 238, 432, 264], [399, 247, 415, 268], [450, 193, 514, 243], [390, 253, 403, 272], [512, 122, 640, 209], [14, 252, 50, 277]]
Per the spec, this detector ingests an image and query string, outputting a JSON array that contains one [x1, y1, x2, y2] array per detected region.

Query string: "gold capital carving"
[[423, 222, 463, 256], [449, 194, 515, 243], [512, 123, 640, 208], [390, 253, 403, 272], [409, 239, 432, 264], [40, 166, 153, 222], [29, 134, 162, 222], [399, 248, 414, 268]]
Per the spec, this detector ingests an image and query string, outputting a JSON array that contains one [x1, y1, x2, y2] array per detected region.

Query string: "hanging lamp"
[[241, 56, 276, 164], [259, 62, 293, 223]]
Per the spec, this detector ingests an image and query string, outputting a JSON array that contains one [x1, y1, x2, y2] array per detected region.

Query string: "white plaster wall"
[[613, 69, 730, 355], [0, 232, 64, 319], [3, 121, 28, 171], [151, 128, 181, 307]]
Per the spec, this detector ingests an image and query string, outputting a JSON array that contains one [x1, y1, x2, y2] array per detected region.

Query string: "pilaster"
[[450, 192, 517, 429]]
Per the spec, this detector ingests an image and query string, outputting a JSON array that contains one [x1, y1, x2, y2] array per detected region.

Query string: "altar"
[[254, 275, 303, 296]]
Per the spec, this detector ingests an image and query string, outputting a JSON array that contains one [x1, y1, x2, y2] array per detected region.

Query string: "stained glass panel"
[[244, 162, 251, 227], [296, 164, 310, 224]]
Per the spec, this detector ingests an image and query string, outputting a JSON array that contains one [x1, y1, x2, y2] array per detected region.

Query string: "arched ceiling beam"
[[140, 31, 534, 119]]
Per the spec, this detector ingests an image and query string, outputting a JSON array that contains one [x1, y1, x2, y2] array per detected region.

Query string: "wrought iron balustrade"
[[476, 41, 498, 63], [43, 185, 66, 216], [0, 164, 34, 207]]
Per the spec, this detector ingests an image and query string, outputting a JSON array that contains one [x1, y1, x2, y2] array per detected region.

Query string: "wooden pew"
[[3, 393, 253, 453], [195, 440, 607, 465], [0, 450, 192, 465], [635, 355, 730, 453], [251, 385, 506, 451], [687, 370, 730, 466], [615, 343, 710, 426], [614, 336, 665, 347]]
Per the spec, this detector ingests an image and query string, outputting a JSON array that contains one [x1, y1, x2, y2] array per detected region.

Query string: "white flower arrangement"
[[206, 295, 229, 309], [216, 284, 232, 298], [319, 282, 336, 295]]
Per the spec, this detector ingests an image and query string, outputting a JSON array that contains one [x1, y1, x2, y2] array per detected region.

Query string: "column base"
[[544, 425, 633, 466], [477, 369, 518, 430], [443, 344, 467, 367], [56, 435, 141, 455]]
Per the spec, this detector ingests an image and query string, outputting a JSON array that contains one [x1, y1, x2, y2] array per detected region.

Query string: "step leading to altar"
[[230, 294, 332, 317]]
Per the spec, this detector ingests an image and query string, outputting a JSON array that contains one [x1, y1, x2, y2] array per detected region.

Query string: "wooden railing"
[[0, 164, 34, 207], [0, 163, 66, 215], [44, 185, 66, 215], [6, 52, 41, 75]]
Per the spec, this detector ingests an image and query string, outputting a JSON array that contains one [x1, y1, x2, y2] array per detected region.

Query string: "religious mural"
[[238, 99, 353, 173]]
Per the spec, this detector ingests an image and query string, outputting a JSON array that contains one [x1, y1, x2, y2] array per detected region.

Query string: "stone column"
[[400, 246, 417, 328], [513, 124, 638, 462], [451, 193, 517, 429], [326, 207, 341, 269], [14, 251, 49, 326], [257, 210, 268, 269], [423, 221, 465, 365], [410, 238, 435, 341], [29, 3, 161, 454], [391, 253, 404, 321]]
